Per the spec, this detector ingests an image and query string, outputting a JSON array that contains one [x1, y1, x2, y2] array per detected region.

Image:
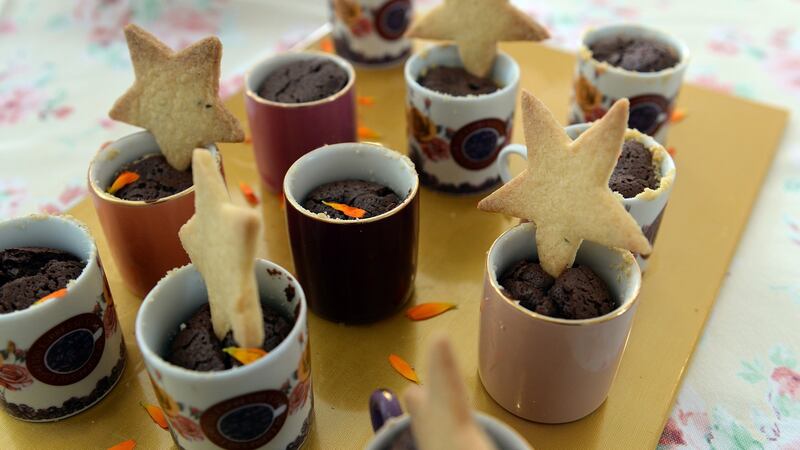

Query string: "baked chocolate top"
[[0, 247, 85, 314], [258, 59, 348, 104], [112, 153, 193, 201], [167, 303, 293, 372], [589, 36, 679, 72], [610, 139, 660, 198], [418, 66, 500, 96], [302, 180, 402, 220], [499, 260, 615, 320]]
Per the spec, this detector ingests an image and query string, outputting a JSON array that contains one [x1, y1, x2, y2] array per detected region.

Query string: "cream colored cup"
[[478, 222, 641, 423]]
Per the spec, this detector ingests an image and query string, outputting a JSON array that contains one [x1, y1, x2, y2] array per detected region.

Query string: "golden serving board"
[[1, 41, 788, 449]]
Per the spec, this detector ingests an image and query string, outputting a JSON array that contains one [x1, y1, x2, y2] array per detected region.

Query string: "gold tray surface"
[[1, 42, 788, 449]]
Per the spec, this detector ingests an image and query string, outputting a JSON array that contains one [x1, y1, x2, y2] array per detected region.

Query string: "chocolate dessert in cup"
[[245, 51, 356, 192], [497, 124, 676, 271], [569, 24, 690, 144], [283, 142, 419, 323], [0, 215, 125, 422], [330, 0, 413, 67], [404, 0, 548, 194], [91, 25, 244, 297], [366, 336, 531, 450], [135, 150, 312, 449], [477, 92, 650, 423]]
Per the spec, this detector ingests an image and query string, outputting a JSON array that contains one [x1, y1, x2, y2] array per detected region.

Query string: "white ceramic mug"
[[569, 24, 690, 144], [497, 124, 676, 271], [330, 0, 412, 66], [365, 388, 532, 449], [405, 44, 519, 194], [136, 260, 312, 449], [479, 222, 641, 423], [0, 214, 125, 422]]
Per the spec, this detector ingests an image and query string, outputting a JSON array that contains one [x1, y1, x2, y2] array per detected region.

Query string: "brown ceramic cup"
[[284, 142, 419, 324], [88, 131, 219, 298], [479, 222, 641, 423], [245, 51, 357, 193]]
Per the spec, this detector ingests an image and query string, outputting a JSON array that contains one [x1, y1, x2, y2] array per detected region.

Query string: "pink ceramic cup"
[[479, 222, 641, 423], [244, 51, 357, 192]]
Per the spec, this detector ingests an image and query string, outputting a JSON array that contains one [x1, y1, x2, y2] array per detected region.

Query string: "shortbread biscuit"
[[179, 149, 264, 348], [110, 24, 244, 171], [478, 91, 651, 277], [408, 0, 549, 77]]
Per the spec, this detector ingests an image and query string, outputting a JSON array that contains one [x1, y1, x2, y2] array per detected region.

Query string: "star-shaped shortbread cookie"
[[110, 24, 244, 171], [478, 91, 651, 277], [408, 0, 549, 77], [179, 149, 264, 348]]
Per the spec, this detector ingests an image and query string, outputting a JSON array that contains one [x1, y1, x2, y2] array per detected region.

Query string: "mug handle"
[[369, 388, 404, 432], [497, 144, 528, 183]]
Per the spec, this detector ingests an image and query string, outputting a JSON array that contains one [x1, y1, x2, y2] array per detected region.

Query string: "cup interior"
[[0, 215, 95, 318], [283, 142, 419, 223], [245, 51, 356, 106], [582, 24, 690, 73], [136, 259, 306, 377], [88, 131, 218, 204], [487, 223, 640, 324], [405, 44, 519, 99]]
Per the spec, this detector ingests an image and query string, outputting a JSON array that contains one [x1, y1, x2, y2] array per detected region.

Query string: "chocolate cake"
[[609, 139, 660, 198], [302, 180, 402, 220], [589, 36, 679, 72], [418, 66, 499, 96], [167, 303, 293, 371], [112, 153, 193, 201], [499, 260, 615, 320], [0, 247, 85, 313], [258, 59, 349, 104]]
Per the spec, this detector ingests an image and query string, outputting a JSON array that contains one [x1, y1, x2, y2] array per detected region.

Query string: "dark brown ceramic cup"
[[283, 142, 419, 324]]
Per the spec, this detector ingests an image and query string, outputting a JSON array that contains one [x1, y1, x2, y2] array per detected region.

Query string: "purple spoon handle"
[[369, 388, 404, 432]]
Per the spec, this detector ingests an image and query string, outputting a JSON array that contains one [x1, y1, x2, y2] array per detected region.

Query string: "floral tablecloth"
[[1, 0, 799, 448]]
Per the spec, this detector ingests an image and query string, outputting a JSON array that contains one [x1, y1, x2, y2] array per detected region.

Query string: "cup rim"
[[486, 222, 641, 327], [244, 50, 356, 108], [87, 130, 219, 208], [580, 23, 691, 78], [404, 43, 520, 103], [564, 123, 676, 202], [0, 214, 98, 321], [283, 142, 420, 225], [135, 259, 308, 382]]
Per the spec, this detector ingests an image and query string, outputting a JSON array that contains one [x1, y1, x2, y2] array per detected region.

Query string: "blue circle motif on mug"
[[200, 390, 289, 449], [374, 0, 411, 40], [450, 118, 508, 170], [26, 313, 105, 386]]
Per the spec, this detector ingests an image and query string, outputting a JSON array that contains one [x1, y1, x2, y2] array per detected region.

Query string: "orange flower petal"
[[389, 354, 419, 383], [107, 439, 136, 450], [406, 302, 456, 321], [321, 37, 334, 53], [357, 95, 375, 106], [33, 288, 67, 306], [108, 171, 140, 194], [141, 402, 168, 430], [670, 108, 687, 123], [667, 146, 677, 157], [322, 201, 367, 219], [223, 347, 268, 365], [279, 192, 286, 210], [357, 125, 381, 140], [239, 181, 259, 206]]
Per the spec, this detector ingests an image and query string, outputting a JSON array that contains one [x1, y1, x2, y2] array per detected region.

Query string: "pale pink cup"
[[478, 222, 641, 423]]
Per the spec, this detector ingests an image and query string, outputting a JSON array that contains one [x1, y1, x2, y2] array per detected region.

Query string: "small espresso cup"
[[479, 222, 641, 423], [569, 24, 690, 144], [88, 131, 220, 298], [497, 124, 676, 271], [365, 388, 531, 449], [330, 0, 413, 66], [245, 51, 357, 192], [0, 215, 125, 422], [405, 44, 519, 194], [284, 142, 419, 324], [135, 259, 312, 450]]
